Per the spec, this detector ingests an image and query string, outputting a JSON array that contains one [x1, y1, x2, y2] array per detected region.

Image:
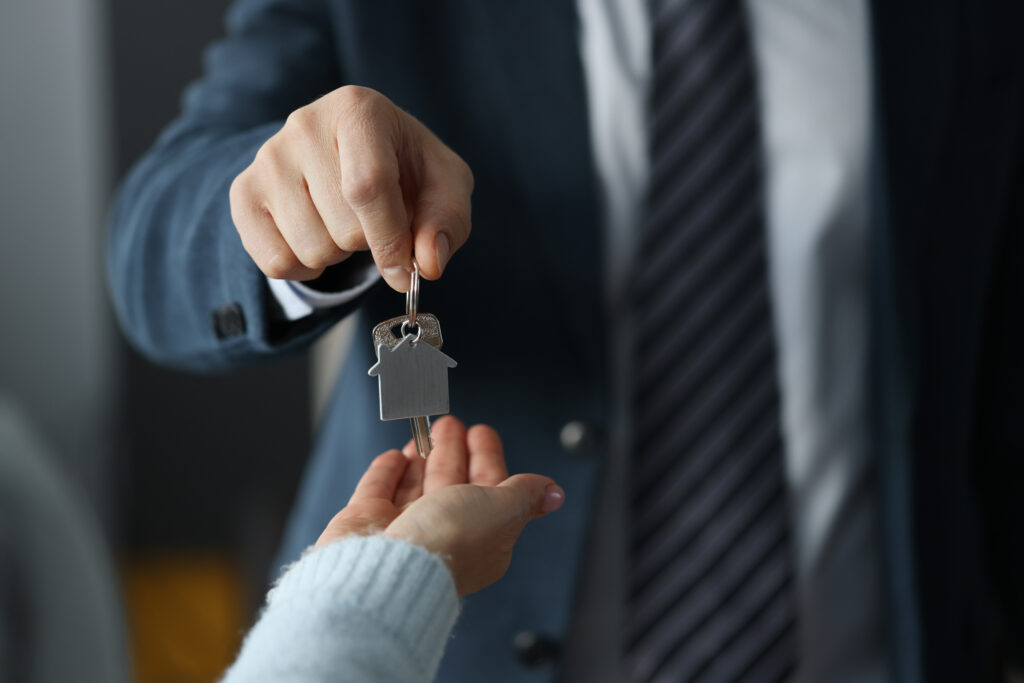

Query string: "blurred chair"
[[0, 397, 127, 683]]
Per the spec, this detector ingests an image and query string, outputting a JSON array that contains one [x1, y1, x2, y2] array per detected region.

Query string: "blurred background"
[[0, 0, 328, 680]]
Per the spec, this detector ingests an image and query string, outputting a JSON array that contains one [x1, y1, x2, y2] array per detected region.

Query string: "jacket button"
[[513, 631, 560, 668], [211, 302, 246, 340], [560, 420, 597, 454]]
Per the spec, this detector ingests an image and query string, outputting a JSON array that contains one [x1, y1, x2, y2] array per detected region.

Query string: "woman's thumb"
[[497, 474, 566, 520]]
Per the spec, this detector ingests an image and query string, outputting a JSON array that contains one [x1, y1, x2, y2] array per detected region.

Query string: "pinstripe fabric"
[[627, 1, 798, 680]]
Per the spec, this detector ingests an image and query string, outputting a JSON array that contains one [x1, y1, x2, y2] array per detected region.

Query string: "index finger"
[[337, 102, 413, 292]]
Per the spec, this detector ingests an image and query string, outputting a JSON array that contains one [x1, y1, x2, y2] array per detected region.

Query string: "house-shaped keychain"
[[368, 335, 457, 421]]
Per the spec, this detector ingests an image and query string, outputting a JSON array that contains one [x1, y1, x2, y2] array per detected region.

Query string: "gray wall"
[[0, 0, 313, 586], [0, 0, 114, 517]]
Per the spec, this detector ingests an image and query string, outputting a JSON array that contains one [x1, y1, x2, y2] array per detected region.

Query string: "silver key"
[[371, 313, 443, 351], [368, 264, 457, 458]]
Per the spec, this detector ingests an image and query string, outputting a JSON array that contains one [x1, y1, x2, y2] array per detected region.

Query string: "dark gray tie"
[[627, 0, 798, 681]]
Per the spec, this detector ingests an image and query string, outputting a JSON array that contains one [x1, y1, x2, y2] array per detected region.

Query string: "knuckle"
[[335, 84, 381, 112], [457, 157, 475, 191], [333, 226, 367, 253], [369, 231, 409, 264], [341, 167, 395, 208], [285, 106, 318, 139], [435, 146, 474, 189], [254, 139, 288, 180], [260, 249, 301, 280], [433, 201, 471, 242], [228, 171, 253, 211], [298, 242, 342, 270], [229, 174, 268, 232], [334, 85, 400, 137]]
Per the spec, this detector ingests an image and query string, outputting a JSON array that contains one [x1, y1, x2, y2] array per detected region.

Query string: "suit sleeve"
[[976, 124, 1024, 670], [107, 0, 366, 372]]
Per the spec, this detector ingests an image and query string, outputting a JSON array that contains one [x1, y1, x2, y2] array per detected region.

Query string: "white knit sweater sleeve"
[[221, 535, 460, 683]]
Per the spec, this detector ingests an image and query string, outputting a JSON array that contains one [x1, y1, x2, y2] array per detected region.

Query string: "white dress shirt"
[[274, 1, 887, 680]]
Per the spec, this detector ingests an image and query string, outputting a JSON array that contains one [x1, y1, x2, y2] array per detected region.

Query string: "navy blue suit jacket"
[[108, 1, 1024, 681]]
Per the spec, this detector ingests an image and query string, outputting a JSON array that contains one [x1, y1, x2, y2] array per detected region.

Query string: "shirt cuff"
[[266, 256, 380, 320]]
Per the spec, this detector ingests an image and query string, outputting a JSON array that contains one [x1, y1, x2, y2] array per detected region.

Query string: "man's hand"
[[229, 86, 473, 291], [315, 417, 565, 597]]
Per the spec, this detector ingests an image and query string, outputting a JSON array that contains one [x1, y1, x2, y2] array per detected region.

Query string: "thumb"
[[497, 474, 566, 521]]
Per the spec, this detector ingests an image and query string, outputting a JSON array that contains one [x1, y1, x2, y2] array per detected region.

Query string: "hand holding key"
[[315, 417, 566, 596], [229, 85, 473, 290]]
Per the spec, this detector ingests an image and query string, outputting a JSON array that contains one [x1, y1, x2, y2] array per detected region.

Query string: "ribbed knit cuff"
[[271, 535, 460, 672]]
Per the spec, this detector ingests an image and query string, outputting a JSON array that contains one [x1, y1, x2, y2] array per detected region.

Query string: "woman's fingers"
[[394, 448, 425, 507], [423, 416, 469, 493], [349, 449, 409, 503], [466, 424, 508, 486]]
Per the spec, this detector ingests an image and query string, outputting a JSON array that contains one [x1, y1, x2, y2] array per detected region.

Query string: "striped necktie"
[[626, 0, 798, 680]]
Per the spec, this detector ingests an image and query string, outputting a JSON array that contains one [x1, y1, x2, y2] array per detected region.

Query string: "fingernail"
[[382, 265, 411, 291], [542, 484, 565, 513], [435, 233, 451, 274]]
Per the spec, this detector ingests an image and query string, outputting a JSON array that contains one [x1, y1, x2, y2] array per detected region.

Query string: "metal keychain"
[[368, 262, 456, 458]]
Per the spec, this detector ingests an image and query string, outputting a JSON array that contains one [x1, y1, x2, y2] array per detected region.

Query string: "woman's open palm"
[[314, 416, 564, 596]]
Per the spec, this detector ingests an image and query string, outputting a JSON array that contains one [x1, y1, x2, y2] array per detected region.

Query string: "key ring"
[[400, 319, 423, 344], [405, 260, 420, 328]]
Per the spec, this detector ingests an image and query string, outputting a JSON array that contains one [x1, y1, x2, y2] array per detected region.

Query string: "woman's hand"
[[315, 416, 565, 596]]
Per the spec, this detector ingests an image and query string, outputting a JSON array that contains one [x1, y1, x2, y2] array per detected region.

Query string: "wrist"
[[383, 524, 456, 574]]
